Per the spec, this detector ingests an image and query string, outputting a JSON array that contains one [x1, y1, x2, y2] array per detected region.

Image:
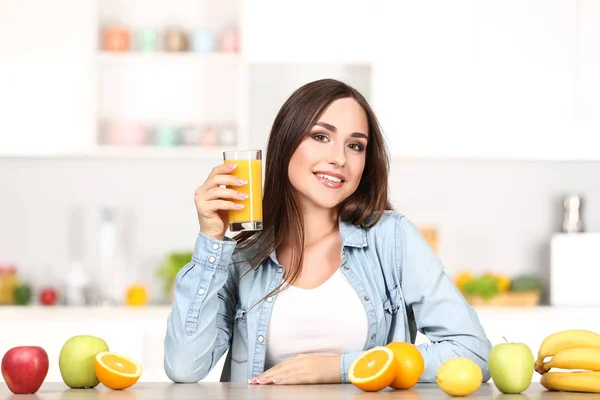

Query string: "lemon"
[[454, 272, 474, 292], [436, 358, 482, 397], [125, 284, 149, 306]]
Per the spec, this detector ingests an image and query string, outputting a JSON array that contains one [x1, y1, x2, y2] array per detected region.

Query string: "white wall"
[[1, 55, 598, 306]]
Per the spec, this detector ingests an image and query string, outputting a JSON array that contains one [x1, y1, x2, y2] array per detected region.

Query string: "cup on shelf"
[[218, 28, 239, 53], [137, 28, 159, 52], [219, 122, 237, 146], [180, 124, 203, 146], [200, 124, 219, 146], [192, 29, 215, 53], [155, 125, 180, 146], [164, 29, 190, 52], [104, 27, 130, 52], [106, 121, 147, 146]]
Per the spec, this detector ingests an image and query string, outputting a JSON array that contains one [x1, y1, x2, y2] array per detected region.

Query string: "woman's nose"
[[327, 145, 346, 167]]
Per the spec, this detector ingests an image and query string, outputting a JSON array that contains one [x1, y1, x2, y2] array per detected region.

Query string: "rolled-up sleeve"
[[164, 231, 237, 383], [397, 216, 492, 383], [340, 351, 363, 383]]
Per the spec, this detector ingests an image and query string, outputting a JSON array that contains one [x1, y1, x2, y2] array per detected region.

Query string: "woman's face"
[[288, 97, 369, 212]]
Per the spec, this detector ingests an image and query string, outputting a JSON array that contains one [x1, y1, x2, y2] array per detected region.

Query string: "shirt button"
[[212, 243, 220, 250], [343, 265, 350, 271], [277, 267, 284, 274], [208, 256, 216, 263], [266, 297, 273, 303], [257, 335, 265, 343], [363, 296, 370, 302], [198, 288, 206, 295], [370, 334, 376, 340]]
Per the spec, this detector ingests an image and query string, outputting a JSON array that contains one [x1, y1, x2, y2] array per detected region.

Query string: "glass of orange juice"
[[223, 150, 263, 231]]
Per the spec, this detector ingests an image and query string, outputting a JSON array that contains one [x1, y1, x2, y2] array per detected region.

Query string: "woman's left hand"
[[249, 354, 341, 385]]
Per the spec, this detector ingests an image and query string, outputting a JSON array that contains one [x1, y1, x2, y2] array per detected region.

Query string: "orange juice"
[[224, 158, 263, 230]]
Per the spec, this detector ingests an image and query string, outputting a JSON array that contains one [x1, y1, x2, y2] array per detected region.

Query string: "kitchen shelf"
[[97, 51, 241, 65], [1, 147, 234, 159], [88, 146, 233, 159]]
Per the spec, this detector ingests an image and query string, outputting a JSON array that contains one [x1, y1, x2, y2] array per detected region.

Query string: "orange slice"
[[94, 351, 142, 390], [349, 346, 397, 392]]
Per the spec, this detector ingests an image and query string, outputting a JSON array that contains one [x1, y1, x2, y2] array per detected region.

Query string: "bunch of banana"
[[536, 329, 600, 393]]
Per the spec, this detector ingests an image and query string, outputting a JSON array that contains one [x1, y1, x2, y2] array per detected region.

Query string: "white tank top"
[[264, 268, 369, 369]]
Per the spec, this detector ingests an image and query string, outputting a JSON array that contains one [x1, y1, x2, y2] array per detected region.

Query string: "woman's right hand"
[[194, 163, 248, 241]]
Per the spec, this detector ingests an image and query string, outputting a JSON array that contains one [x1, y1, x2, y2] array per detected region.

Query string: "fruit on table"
[[0, 265, 19, 305], [543, 347, 600, 372], [386, 342, 424, 389], [454, 272, 474, 292], [488, 338, 534, 394], [461, 275, 500, 300], [59, 335, 110, 388], [484, 273, 511, 292], [156, 251, 193, 295], [510, 275, 543, 293], [541, 371, 600, 393], [40, 287, 58, 306], [1, 346, 49, 394], [436, 358, 482, 397], [125, 284, 149, 306], [535, 329, 600, 374], [13, 284, 32, 305], [95, 351, 142, 390], [349, 346, 397, 392]]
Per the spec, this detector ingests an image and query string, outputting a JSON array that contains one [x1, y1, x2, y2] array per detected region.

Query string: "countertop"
[[0, 306, 173, 321], [2, 305, 600, 321], [0, 304, 600, 320], [0, 382, 589, 400]]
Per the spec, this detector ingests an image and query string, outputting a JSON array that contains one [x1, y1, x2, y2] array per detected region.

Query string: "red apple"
[[39, 288, 58, 306], [1, 346, 49, 394]]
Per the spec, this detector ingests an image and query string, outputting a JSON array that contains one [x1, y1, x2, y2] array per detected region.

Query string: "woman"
[[164, 79, 492, 385]]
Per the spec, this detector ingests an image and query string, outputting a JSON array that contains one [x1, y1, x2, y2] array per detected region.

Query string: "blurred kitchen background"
[[0, 0, 599, 310]]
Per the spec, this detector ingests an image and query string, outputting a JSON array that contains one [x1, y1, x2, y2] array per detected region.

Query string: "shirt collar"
[[338, 217, 368, 248], [266, 217, 368, 264]]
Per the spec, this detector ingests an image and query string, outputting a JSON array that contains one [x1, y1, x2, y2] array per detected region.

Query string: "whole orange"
[[386, 342, 425, 389], [125, 284, 148, 307]]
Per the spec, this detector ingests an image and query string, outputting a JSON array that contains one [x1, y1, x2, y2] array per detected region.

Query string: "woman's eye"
[[349, 143, 364, 152], [312, 134, 329, 142]]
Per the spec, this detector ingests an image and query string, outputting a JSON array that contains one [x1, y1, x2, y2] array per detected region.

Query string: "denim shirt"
[[164, 211, 492, 384]]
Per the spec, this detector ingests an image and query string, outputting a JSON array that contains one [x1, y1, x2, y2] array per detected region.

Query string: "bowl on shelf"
[[180, 124, 202, 146], [164, 28, 190, 52], [192, 29, 215, 53], [136, 28, 159, 52], [218, 122, 237, 146], [466, 290, 541, 307], [218, 28, 239, 53], [106, 121, 147, 146], [200, 124, 219, 146], [154, 125, 180, 146], [457, 272, 544, 307], [104, 26, 130, 52]]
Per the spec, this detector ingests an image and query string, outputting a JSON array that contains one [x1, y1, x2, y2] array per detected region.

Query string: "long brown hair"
[[234, 78, 393, 305]]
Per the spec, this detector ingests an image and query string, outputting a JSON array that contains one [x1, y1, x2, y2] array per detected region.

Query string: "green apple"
[[488, 338, 534, 394], [58, 335, 109, 388]]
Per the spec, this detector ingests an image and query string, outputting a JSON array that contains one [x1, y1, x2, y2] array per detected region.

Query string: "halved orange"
[[349, 346, 397, 392], [94, 351, 142, 390]]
